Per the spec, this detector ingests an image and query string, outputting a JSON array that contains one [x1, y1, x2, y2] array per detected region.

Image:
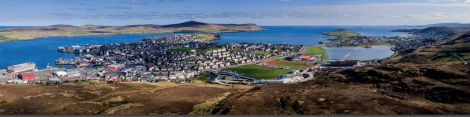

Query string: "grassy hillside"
[[322, 29, 359, 41], [0, 21, 262, 41], [388, 32, 470, 64], [0, 81, 252, 115], [213, 63, 470, 114], [212, 27, 470, 115], [192, 34, 216, 39]]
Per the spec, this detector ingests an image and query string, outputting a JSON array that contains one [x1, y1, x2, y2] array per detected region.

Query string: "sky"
[[1, 0, 470, 26]]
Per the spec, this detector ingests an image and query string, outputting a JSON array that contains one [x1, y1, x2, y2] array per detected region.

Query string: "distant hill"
[[393, 26, 470, 38], [163, 21, 208, 28], [0, 21, 263, 41], [393, 23, 470, 34], [48, 24, 80, 29], [394, 27, 455, 36], [426, 23, 470, 28]]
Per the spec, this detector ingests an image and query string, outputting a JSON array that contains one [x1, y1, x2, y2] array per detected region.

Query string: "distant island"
[[0, 21, 263, 41], [321, 29, 360, 42]]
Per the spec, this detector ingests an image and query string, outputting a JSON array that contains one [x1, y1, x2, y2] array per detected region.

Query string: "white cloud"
[[427, 0, 470, 4], [285, 2, 470, 25]]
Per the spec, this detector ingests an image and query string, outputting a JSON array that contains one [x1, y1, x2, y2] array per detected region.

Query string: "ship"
[[6, 62, 36, 73]]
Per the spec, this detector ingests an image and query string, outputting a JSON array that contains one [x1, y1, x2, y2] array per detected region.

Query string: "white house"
[[67, 71, 81, 77], [54, 71, 68, 77]]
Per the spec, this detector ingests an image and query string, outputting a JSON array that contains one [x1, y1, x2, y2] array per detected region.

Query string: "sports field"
[[303, 46, 327, 60], [274, 61, 305, 67], [225, 64, 290, 80], [265, 59, 313, 69]]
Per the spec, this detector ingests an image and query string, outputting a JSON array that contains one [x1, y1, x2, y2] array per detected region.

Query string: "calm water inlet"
[[325, 46, 395, 60], [0, 26, 409, 69]]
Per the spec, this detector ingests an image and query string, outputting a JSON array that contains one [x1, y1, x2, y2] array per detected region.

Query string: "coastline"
[[0, 30, 257, 43], [0, 27, 400, 69], [0, 21, 264, 42]]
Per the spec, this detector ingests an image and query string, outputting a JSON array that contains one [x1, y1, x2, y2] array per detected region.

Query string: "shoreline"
[[324, 42, 394, 48], [0, 27, 402, 70], [0, 21, 264, 42], [0, 31, 233, 43]]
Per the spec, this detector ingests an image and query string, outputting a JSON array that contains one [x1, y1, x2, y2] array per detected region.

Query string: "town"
[[0, 34, 365, 85], [322, 29, 445, 52]]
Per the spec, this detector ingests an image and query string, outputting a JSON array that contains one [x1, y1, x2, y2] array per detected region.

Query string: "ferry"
[[57, 45, 81, 53]]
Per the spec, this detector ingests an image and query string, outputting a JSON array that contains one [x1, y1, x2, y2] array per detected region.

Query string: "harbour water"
[[325, 46, 395, 60], [0, 33, 178, 69], [217, 26, 412, 45], [0, 26, 412, 69]]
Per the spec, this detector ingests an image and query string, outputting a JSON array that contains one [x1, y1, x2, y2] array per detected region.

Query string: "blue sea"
[[0, 26, 415, 69], [217, 26, 412, 45], [0, 26, 33, 29]]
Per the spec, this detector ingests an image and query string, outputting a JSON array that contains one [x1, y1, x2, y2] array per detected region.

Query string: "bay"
[[216, 26, 413, 45], [0, 26, 413, 69], [0, 33, 177, 69], [325, 46, 395, 60]]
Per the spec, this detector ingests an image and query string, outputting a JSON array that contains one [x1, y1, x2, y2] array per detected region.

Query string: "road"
[[453, 54, 468, 65]]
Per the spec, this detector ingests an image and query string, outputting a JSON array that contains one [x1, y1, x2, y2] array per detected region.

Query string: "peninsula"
[[0, 21, 263, 41], [321, 29, 359, 41], [321, 29, 412, 49], [321, 29, 390, 47]]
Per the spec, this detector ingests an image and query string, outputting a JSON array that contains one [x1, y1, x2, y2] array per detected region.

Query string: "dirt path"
[[47, 83, 179, 113]]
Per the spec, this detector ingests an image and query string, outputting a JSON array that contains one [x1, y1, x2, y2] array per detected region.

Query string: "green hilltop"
[[322, 29, 360, 41]]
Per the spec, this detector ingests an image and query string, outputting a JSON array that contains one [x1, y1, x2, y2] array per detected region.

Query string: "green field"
[[225, 64, 290, 80], [192, 34, 216, 40], [303, 46, 328, 60], [274, 61, 306, 67], [170, 47, 218, 52]]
